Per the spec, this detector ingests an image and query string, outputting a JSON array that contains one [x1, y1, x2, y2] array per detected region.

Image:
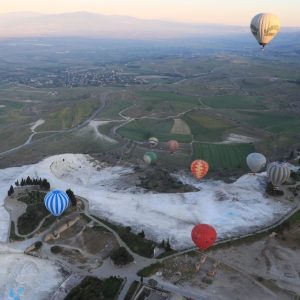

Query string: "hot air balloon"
[[267, 162, 290, 186], [191, 224, 217, 251], [191, 160, 209, 180], [44, 189, 69, 217], [167, 140, 179, 153], [250, 13, 280, 48], [246, 153, 266, 173], [143, 152, 157, 165], [148, 137, 159, 148], [266, 161, 277, 175]]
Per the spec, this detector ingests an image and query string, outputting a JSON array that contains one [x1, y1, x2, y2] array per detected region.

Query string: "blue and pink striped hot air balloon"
[[44, 189, 69, 216]]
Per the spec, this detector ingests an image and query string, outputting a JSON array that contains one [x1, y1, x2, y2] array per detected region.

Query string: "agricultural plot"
[[39, 99, 100, 131], [0, 126, 32, 152], [192, 142, 255, 171], [97, 99, 132, 119], [236, 111, 300, 135], [202, 95, 266, 109], [125, 91, 200, 118], [183, 112, 233, 142], [117, 118, 192, 142]]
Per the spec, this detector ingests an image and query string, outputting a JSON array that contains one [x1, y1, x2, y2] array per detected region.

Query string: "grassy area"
[[124, 281, 140, 300], [117, 118, 192, 142], [97, 99, 132, 119], [193, 142, 255, 171], [0, 125, 32, 152], [40, 99, 100, 131], [65, 276, 124, 300], [237, 111, 300, 135], [92, 215, 157, 258], [18, 203, 50, 235], [137, 262, 164, 277], [183, 112, 232, 142], [156, 249, 177, 259], [18, 191, 46, 205], [125, 90, 201, 117], [38, 214, 57, 233], [202, 95, 266, 109]]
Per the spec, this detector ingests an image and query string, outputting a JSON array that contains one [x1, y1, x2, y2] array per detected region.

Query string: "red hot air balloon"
[[167, 140, 179, 153], [191, 224, 217, 250], [191, 160, 209, 180]]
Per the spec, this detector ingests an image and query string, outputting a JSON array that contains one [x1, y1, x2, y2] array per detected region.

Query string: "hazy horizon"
[[1, 0, 300, 26]]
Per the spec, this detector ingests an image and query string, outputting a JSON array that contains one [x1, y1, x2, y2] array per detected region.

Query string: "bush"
[[34, 241, 43, 250], [66, 189, 77, 206], [266, 182, 284, 196], [51, 246, 62, 254], [65, 276, 123, 300], [110, 247, 134, 266], [137, 263, 163, 277]]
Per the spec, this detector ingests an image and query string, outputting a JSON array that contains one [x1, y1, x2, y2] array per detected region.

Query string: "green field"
[[183, 112, 233, 142], [125, 90, 201, 117], [193, 143, 255, 171], [97, 99, 132, 119], [117, 118, 192, 142], [202, 95, 266, 109], [39, 99, 99, 131], [236, 111, 300, 135]]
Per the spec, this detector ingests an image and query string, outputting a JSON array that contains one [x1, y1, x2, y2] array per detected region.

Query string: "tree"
[[138, 230, 145, 239], [66, 189, 77, 206], [166, 239, 171, 251], [26, 176, 32, 186], [160, 239, 165, 248], [41, 179, 50, 191], [15, 180, 19, 186], [8, 185, 14, 196], [110, 247, 134, 266], [20, 179, 25, 186]]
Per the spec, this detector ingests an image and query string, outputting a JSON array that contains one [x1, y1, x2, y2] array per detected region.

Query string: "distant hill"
[[0, 11, 251, 39]]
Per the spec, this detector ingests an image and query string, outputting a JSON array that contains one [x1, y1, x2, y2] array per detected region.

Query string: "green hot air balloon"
[[143, 152, 157, 165]]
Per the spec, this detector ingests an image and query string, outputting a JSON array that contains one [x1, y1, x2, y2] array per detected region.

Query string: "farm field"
[[202, 95, 266, 109], [183, 111, 233, 142], [192, 142, 255, 171], [0, 51, 300, 171], [235, 111, 300, 135], [117, 118, 192, 142], [124, 90, 201, 118]]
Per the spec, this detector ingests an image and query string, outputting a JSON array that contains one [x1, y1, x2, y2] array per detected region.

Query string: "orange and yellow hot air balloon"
[[191, 160, 209, 180]]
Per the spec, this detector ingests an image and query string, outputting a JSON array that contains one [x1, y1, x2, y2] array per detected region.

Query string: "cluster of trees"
[[15, 176, 50, 191], [160, 238, 171, 251], [65, 276, 123, 300], [66, 189, 77, 206], [7, 185, 14, 197], [266, 182, 284, 196], [110, 247, 134, 266]]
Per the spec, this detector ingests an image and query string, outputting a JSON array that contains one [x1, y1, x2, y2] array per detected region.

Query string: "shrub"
[[110, 247, 134, 266]]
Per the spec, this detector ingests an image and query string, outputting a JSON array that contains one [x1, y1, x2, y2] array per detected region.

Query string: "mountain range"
[[0, 12, 252, 39]]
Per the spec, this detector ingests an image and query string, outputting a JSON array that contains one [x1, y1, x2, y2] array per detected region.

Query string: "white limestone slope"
[[0, 154, 294, 249]]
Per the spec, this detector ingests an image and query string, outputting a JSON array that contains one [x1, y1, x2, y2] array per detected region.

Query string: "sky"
[[0, 0, 299, 26]]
